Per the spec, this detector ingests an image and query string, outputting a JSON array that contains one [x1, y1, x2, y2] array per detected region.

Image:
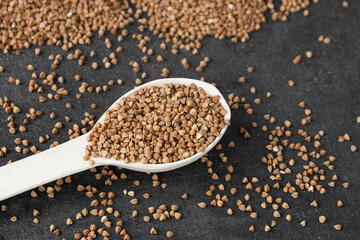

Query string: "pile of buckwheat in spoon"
[[84, 83, 229, 164]]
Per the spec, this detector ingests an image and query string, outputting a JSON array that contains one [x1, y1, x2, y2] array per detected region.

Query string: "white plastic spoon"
[[0, 78, 231, 202]]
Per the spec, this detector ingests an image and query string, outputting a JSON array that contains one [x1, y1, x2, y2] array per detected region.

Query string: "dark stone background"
[[0, 0, 359, 239]]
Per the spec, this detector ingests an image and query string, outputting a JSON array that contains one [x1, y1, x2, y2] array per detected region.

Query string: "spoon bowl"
[[0, 78, 231, 201], [96, 78, 231, 172]]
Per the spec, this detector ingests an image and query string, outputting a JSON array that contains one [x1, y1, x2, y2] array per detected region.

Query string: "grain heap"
[[0, 0, 133, 52], [134, 0, 268, 46], [134, 0, 310, 49], [85, 83, 229, 164], [0, 0, 311, 53]]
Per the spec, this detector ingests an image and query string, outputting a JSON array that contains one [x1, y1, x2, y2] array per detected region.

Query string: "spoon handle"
[[0, 133, 91, 202]]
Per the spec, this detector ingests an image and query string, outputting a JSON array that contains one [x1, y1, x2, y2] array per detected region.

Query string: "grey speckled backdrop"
[[0, 0, 359, 239]]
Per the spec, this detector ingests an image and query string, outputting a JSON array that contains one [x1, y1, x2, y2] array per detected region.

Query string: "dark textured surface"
[[0, 1, 359, 239]]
